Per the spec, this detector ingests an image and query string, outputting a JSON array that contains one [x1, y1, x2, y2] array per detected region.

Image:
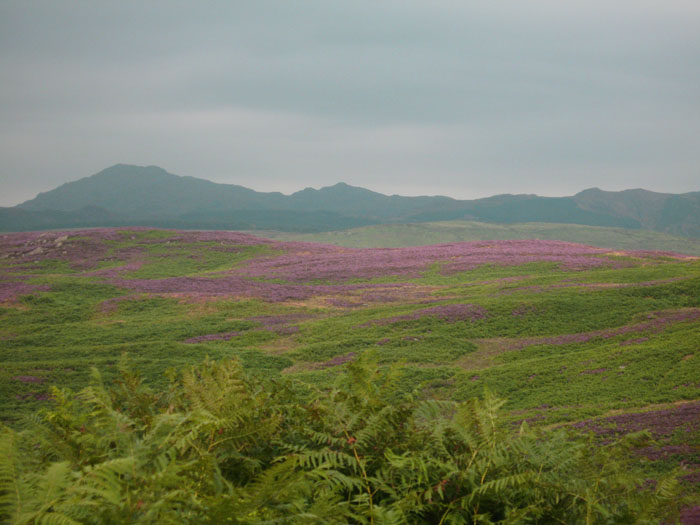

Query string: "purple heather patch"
[[12, 375, 44, 383], [681, 470, 700, 486], [572, 402, 700, 524], [108, 274, 409, 303], [247, 313, 311, 334], [360, 293, 402, 303], [3, 229, 690, 306], [0, 276, 50, 303], [1, 229, 126, 270], [15, 392, 50, 401], [504, 309, 700, 350], [98, 295, 140, 313], [572, 401, 700, 439], [317, 352, 357, 369], [619, 337, 650, 346], [238, 239, 624, 283], [364, 303, 487, 326], [247, 313, 313, 326], [511, 304, 537, 317], [184, 332, 241, 344], [0, 228, 271, 276], [681, 505, 700, 525], [169, 230, 275, 246], [626, 250, 696, 259], [636, 444, 695, 461], [579, 368, 609, 375], [326, 298, 364, 308], [265, 325, 300, 335]]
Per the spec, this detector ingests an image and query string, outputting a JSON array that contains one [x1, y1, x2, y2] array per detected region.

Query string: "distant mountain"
[[402, 194, 641, 228], [17, 165, 453, 223], [283, 182, 455, 219], [4, 164, 700, 236], [19, 165, 287, 217]]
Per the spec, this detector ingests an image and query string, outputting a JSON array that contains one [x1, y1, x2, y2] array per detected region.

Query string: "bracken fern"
[[0, 353, 684, 524]]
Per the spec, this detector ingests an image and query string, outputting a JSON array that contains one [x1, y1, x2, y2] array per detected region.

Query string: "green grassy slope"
[[258, 220, 700, 254], [1, 228, 698, 419]]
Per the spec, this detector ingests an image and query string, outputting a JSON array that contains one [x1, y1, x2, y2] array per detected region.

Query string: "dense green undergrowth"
[[0, 356, 684, 524]]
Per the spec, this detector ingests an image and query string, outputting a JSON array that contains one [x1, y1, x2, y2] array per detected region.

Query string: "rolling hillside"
[[258, 220, 700, 255]]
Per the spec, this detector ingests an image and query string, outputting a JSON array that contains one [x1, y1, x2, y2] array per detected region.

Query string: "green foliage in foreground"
[[0, 355, 682, 524]]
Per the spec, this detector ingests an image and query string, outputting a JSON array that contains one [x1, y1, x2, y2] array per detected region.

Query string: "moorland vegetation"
[[1, 227, 699, 522]]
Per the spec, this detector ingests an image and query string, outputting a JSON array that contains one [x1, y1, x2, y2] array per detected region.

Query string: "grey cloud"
[[0, 0, 698, 206]]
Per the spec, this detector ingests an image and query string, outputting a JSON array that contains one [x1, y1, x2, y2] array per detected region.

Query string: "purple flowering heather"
[[237, 239, 636, 283], [1, 228, 694, 305], [325, 298, 364, 308], [1, 229, 129, 270], [579, 368, 609, 375], [246, 313, 312, 325], [499, 308, 700, 350], [317, 352, 357, 368], [619, 337, 649, 346], [98, 295, 140, 313], [625, 250, 696, 259], [170, 230, 276, 246], [109, 275, 408, 303], [183, 332, 242, 344], [246, 313, 311, 334], [572, 401, 700, 439], [0, 228, 267, 274], [11, 375, 44, 383], [0, 276, 50, 303]]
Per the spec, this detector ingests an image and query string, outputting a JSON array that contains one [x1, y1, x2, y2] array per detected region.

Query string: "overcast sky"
[[1, 1, 699, 206]]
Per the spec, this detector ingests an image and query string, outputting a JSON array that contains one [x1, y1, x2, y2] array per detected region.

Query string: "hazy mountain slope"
[[7, 164, 700, 236], [574, 188, 668, 228], [154, 209, 375, 232], [18, 165, 452, 220], [0, 207, 375, 233], [0, 206, 120, 231], [259, 221, 700, 255], [285, 182, 455, 219], [658, 193, 700, 237], [574, 187, 700, 237], [405, 194, 641, 228], [19, 164, 287, 216]]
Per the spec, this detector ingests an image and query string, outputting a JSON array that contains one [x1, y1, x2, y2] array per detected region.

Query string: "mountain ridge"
[[6, 164, 700, 236]]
